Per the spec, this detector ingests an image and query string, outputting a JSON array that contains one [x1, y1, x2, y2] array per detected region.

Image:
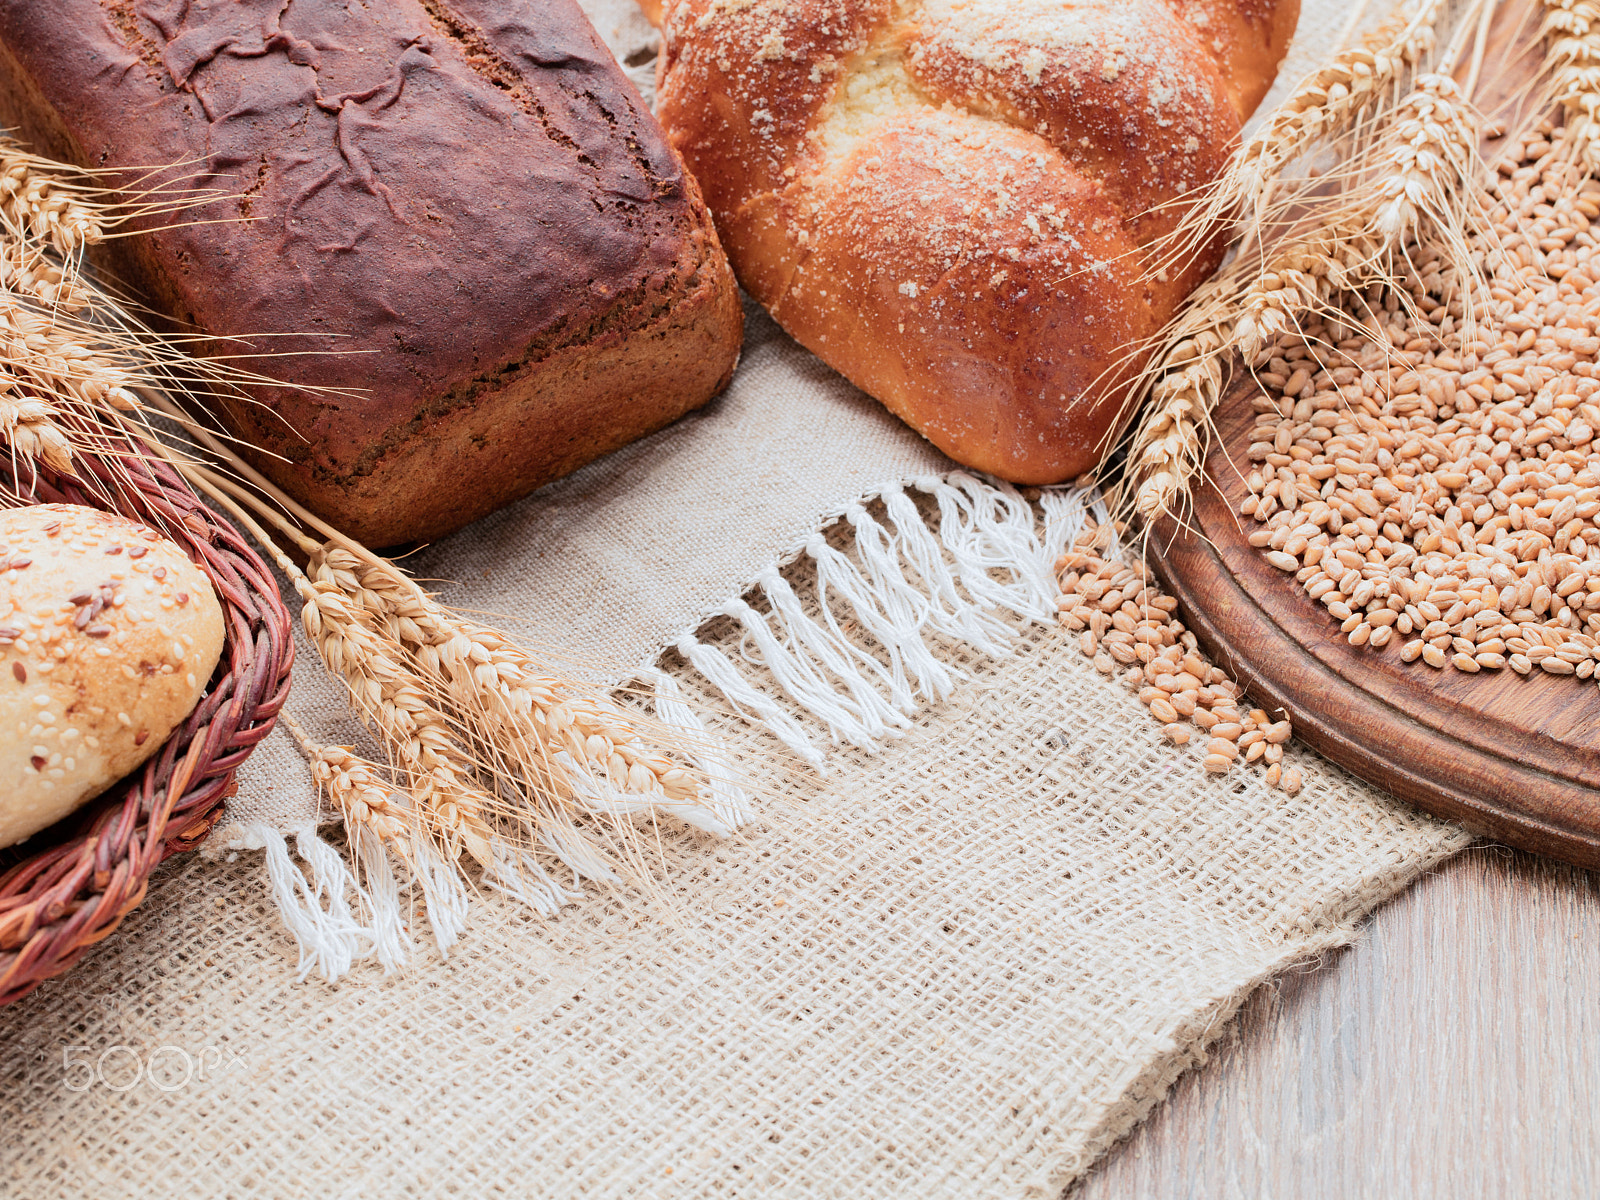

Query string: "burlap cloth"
[[0, 3, 1471, 1196]]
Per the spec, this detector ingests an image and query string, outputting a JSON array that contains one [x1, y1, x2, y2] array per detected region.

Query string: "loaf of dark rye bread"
[[0, 0, 742, 546]]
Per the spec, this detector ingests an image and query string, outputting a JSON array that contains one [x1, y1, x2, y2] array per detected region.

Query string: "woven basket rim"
[[0, 436, 293, 1006]]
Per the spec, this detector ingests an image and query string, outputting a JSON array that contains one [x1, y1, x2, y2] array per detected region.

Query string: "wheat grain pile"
[[1128, 0, 1461, 522], [1054, 522, 1302, 792], [1240, 118, 1600, 681]]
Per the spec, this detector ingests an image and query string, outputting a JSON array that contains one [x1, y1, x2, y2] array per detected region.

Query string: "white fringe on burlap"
[[248, 473, 1103, 981]]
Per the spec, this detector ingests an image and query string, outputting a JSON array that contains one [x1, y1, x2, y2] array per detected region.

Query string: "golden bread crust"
[[652, 0, 1299, 481]]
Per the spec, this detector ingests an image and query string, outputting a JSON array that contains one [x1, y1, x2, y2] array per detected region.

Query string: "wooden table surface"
[[1067, 846, 1599, 1199]]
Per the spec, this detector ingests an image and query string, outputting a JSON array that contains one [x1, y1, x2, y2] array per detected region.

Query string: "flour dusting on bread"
[[652, 0, 1299, 481]]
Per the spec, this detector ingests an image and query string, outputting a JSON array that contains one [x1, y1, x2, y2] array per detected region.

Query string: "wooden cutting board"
[[1147, 374, 1600, 869]]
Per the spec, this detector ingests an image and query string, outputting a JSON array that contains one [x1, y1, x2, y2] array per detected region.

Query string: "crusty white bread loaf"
[[642, 0, 1299, 482]]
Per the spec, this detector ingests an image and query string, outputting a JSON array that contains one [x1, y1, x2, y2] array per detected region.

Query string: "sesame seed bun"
[[0, 504, 224, 849]]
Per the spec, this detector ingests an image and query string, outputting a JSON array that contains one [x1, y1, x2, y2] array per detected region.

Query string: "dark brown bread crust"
[[0, 0, 742, 546]]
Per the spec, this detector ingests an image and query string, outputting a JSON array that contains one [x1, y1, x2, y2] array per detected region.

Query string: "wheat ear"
[[1129, 59, 1490, 522], [0, 133, 737, 947], [281, 712, 419, 863], [1239, 0, 1445, 197], [175, 448, 727, 910], [1129, 307, 1234, 522], [0, 144, 238, 485], [342, 549, 703, 808], [0, 147, 104, 254], [292, 544, 508, 870], [1542, 0, 1600, 172], [1147, 0, 1447, 282]]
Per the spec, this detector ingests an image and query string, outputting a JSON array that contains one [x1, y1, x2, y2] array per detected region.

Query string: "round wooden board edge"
[[1147, 492, 1600, 871]]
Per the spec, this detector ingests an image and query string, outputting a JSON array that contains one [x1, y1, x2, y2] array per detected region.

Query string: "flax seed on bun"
[[0, 504, 224, 848]]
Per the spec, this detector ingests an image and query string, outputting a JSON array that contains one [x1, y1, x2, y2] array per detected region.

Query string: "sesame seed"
[[12, 661, 25, 682]]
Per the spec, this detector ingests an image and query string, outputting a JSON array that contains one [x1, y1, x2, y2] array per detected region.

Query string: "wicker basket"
[[0, 436, 293, 1005]]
